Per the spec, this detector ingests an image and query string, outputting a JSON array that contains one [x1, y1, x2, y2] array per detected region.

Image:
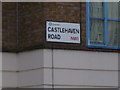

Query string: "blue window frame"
[[86, 2, 120, 50]]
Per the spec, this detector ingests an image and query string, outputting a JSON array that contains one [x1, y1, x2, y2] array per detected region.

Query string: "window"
[[86, 2, 120, 49]]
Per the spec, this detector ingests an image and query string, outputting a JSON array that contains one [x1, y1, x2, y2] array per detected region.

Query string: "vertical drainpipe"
[[16, 2, 19, 52], [52, 48, 54, 89]]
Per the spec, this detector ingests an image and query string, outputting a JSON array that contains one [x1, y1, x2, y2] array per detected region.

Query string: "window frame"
[[86, 2, 120, 50]]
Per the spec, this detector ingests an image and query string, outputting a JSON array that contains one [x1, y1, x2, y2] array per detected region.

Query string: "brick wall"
[[2, 2, 17, 52], [18, 3, 44, 51], [2, 2, 82, 52], [2, 2, 119, 52]]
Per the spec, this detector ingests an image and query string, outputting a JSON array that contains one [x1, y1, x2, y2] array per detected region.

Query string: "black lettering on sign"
[[48, 27, 51, 32], [48, 34, 61, 40]]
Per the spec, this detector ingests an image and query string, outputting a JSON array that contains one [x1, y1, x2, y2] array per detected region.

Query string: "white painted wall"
[[2, 49, 119, 88], [53, 50, 118, 70], [53, 50, 118, 87], [2, 53, 18, 88], [0, 52, 2, 88], [2, 53, 18, 71], [54, 69, 118, 86], [18, 50, 44, 71]]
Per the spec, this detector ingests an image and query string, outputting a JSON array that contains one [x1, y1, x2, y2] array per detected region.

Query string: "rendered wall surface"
[[2, 53, 18, 88], [2, 49, 119, 88]]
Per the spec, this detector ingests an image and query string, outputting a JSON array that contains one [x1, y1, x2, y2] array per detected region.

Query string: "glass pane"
[[108, 2, 119, 19], [90, 20, 104, 44], [108, 21, 120, 47], [90, 2, 103, 18]]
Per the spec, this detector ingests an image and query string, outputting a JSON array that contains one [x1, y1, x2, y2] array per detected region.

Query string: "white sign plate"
[[46, 21, 80, 43]]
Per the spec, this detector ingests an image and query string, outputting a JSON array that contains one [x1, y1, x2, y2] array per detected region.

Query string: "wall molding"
[[2, 67, 119, 72]]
